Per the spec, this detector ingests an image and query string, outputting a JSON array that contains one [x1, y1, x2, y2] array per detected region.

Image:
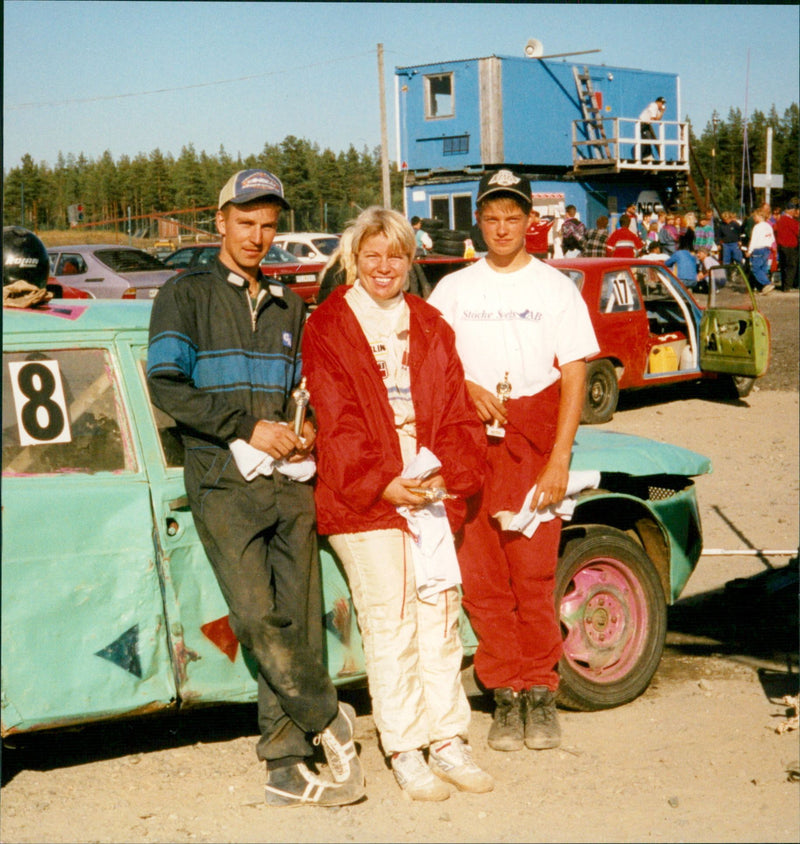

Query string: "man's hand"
[[248, 420, 306, 460], [286, 419, 316, 462], [466, 380, 507, 425]]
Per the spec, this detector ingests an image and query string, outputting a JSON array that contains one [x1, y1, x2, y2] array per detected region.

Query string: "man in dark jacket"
[[147, 170, 364, 808]]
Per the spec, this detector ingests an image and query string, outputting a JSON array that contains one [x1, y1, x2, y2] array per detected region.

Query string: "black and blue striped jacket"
[[147, 258, 306, 450]]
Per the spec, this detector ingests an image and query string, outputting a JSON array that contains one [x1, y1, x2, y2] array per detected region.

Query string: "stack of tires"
[[421, 218, 470, 257]]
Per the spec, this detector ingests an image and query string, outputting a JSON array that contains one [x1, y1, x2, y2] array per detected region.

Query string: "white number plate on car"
[[295, 274, 316, 282]]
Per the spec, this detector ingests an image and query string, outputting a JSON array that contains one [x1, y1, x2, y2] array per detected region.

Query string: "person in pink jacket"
[[302, 207, 492, 802]]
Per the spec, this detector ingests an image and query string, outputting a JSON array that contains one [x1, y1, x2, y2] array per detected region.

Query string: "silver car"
[[47, 244, 175, 299]]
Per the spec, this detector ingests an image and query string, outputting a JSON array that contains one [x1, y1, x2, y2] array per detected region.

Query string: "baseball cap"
[[476, 169, 532, 206], [218, 169, 291, 210]]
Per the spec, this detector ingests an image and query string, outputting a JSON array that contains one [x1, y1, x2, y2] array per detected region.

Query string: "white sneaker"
[[391, 750, 450, 801], [429, 736, 494, 793]]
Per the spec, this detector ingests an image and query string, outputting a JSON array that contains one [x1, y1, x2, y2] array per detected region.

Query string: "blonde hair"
[[342, 206, 416, 286]]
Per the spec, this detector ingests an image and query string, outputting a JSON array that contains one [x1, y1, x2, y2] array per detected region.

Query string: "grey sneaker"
[[391, 750, 450, 801], [487, 688, 524, 752], [313, 702, 363, 784], [761, 283, 775, 295], [429, 736, 494, 793], [523, 686, 561, 750], [264, 761, 365, 808]]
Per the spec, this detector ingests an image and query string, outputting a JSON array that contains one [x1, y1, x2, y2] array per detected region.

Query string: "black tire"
[[581, 360, 619, 424], [420, 217, 444, 231], [556, 527, 667, 711], [435, 229, 471, 242], [710, 373, 756, 400], [431, 240, 467, 257]]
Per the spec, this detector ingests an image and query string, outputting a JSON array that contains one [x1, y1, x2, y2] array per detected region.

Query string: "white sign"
[[8, 360, 72, 446], [753, 173, 784, 188]]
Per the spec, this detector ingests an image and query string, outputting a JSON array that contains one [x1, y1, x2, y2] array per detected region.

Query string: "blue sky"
[[4, 1, 799, 171]]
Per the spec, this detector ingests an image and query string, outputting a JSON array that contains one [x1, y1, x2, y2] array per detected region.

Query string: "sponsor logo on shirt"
[[462, 309, 542, 321]]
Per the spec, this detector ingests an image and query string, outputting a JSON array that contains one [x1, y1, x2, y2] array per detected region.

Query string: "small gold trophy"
[[292, 376, 310, 438], [486, 372, 512, 439]]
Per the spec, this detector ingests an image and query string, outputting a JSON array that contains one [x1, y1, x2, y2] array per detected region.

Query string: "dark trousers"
[[185, 446, 338, 762], [641, 123, 658, 160], [778, 245, 798, 289]]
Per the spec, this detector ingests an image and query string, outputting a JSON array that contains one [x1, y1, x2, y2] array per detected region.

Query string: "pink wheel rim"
[[560, 558, 650, 684]]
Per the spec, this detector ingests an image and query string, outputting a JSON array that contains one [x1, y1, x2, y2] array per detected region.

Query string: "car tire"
[[420, 217, 445, 231], [581, 360, 619, 424], [710, 373, 756, 400], [556, 527, 667, 711], [431, 240, 468, 257]]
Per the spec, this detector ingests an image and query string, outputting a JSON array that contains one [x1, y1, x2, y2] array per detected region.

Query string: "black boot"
[[487, 688, 524, 752], [523, 686, 561, 750]]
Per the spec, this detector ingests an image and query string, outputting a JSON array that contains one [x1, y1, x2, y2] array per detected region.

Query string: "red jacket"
[[605, 227, 644, 257], [302, 286, 486, 535]]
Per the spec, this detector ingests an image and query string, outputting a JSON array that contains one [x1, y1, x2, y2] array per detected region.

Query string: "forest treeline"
[[3, 103, 797, 235]]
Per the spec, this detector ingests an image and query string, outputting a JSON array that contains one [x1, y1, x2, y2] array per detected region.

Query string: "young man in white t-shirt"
[[428, 170, 599, 755]]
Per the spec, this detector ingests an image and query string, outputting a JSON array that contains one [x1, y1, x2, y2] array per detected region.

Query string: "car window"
[[599, 270, 642, 313], [136, 354, 185, 469], [54, 254, 88, 275], [95, 249, 167, 273], [197, 247, 220, 267], [163, 249, 195, 270], [555, 268, 584, 291], [263, 245, 297, 264], [635, 266, 689, 334], [2, 349, 135, 475], [311, 237, 340, 256]]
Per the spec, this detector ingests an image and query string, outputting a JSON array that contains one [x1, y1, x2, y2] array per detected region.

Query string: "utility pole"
[[377, 43, 391, 209]]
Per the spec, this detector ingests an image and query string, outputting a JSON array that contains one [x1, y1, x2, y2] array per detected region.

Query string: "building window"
[[430, 196, 451, 229], [453, 195, 474, 231], [425, 73, 454, 119], [443, 134, 469, 156]]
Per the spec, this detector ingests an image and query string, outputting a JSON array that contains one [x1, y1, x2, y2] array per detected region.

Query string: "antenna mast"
[[739, 50, 753, 214]]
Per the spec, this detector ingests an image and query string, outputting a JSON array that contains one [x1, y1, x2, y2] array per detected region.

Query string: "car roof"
[[47, 244, 150, 253], [3, 300, 152, 337], [274, 232, 338, 239]]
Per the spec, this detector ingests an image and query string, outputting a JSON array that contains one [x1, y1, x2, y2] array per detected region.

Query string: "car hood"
[[571, 428, 711, 477]]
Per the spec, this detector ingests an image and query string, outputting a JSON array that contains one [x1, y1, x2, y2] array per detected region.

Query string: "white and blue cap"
[[218, 169, 291, 210]]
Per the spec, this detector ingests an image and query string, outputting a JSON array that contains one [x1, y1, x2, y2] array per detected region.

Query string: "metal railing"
[[572, 117, 690, 172]]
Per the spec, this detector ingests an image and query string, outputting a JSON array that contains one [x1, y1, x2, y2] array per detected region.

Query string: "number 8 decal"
[[8, 360, 72, 446]]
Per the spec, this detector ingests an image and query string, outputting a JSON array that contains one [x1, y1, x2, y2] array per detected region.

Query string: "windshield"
[[95, 249, 167, 273], [312, 237, 340, 256]]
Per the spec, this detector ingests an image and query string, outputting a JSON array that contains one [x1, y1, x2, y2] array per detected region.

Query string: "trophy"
[[486, 372, 512, 439], [292, 376, 310, 438]]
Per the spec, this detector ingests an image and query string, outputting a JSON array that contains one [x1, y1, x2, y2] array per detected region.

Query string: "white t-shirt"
[[639, 101, 662, 122], [748, 221, 776, 252], [427, 257, 600, 398]]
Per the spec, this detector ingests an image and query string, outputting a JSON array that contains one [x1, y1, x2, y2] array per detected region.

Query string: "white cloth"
[[500, 470, 601, 538], [396, 447, 462, 604], [428, 257, 600, 398], [229, 437, 316, 483]]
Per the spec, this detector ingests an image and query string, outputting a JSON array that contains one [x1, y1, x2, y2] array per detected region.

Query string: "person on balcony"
[[638, 97, 666, 163]]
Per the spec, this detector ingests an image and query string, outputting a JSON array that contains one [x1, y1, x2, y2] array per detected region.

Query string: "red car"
[[546, 258, 771, 423], [162, 243, 324, 305]]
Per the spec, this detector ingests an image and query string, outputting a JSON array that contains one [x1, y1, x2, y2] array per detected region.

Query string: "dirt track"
[[1, 293, 797, 844]]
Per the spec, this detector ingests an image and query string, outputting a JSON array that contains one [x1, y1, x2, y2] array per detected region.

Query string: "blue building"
[[394, 51, 691, 237]]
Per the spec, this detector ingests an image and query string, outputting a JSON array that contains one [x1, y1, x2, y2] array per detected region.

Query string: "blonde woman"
[[302, 207, 492, 801]]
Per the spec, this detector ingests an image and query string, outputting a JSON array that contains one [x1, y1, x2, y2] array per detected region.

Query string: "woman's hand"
[[382, 475, 443, 509]]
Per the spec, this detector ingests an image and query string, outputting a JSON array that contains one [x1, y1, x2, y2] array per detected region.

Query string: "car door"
[[126, 343, 369, 703], [696, 264, 770, 377], [1, 341, 175, 735], [587, 267, 651, 387]]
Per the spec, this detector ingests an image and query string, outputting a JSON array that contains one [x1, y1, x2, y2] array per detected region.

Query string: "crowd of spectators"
[[552, 199, 799, 293]]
